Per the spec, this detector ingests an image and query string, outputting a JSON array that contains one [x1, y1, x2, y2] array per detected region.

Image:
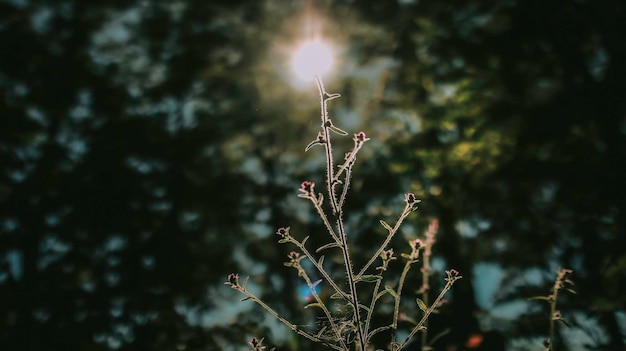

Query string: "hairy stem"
[[315, 77, 339, 216], [420, 257, 431, 350], [337, 213, 366, 350], [288, 236, 348, 300], [357, 205, 412, 279], [234, 285, 343, 351], [315, 76, 366, 351], [399, 278, 456, 350], [365, 260, 390, 343], [296, 265, 348, 350], [311, 197, 342, 244], [393, 258, 416, 330]]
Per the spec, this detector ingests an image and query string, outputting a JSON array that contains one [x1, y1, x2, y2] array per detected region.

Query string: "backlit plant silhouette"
[[530, 268, 575, 351], [226, 77, 461, 351]]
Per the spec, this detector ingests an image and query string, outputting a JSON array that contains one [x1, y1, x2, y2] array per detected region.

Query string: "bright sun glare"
[[291, 40, 334, 82]]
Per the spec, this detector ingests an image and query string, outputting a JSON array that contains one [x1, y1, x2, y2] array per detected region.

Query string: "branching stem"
[[357, 205, 412, 279], [233, 284, 343, 351], [315, 76, 366, 351], [399, 275, 459, 350]]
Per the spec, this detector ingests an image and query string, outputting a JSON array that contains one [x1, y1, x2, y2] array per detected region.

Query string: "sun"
[[291, 39, 334, 82]]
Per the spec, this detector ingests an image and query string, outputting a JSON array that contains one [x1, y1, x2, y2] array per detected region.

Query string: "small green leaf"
[[329, 124, 348, 136], [317, 256, 325, 266], [360, 275, 382, 283], [374, 290, 389, 301], [330, 292, 344, 299], [416, 298, 427, 312], [301, 236, 309, 245], [304, 303, 322, 309], [316, 242, 340, 253], [324, 93, 341, 101], [379, 220, 393, 232], [305, 139, 324, 152], [312, 279, 322, 288], [331, 178, 343, 185], [317, 193, 324, 205], [385, 285, 398, 298]]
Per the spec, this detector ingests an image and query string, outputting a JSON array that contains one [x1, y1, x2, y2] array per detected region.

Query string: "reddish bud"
[[445, 269, 462, 282], [354, 131, 367, 142], [300, 181, 315, 194], [410, 238, 424, 251], [276, 227, 289, 237], [227, 273, 239, 286], [316, 132, 325, 142], [405, 193, 419, 205]]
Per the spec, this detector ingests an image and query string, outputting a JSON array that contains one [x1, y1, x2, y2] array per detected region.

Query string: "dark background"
[[1, 0, 624, 350]]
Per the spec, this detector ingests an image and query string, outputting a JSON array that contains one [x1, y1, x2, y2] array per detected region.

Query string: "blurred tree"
[[0, 0, 275, 350]]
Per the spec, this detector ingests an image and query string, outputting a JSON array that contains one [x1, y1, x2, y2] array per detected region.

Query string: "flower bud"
[[354, 131, 368, 142], [276, 227, 289, 238], [405, 192, 419, 205], [300, 181, 315, 194], [227, 273, 239, 286], [288, 251, 300, 261]]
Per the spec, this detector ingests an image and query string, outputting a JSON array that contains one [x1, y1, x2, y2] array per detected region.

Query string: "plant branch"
[[226, 275, 344, 351], [357, 203, 414, 279], [294, 261, 348, 350], [398, 270, 462, 350]]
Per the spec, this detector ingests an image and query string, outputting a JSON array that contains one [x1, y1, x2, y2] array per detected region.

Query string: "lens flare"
[[291, 40, 334, 81], [296, 283, 321, 303]]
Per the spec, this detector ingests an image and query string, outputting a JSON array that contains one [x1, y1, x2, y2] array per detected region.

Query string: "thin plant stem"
[[315, 77, 339, 216], [336, 215, 366, 351], [315, 76, 367, 351], [419, 220, 438, 350], [229, 280, 344, 351], [357, 205, 412, 279], [393, 258, 416, 330], [310, 197, 342, 244], [398, 272, 460, 350], [338, 161, 353, 210], [420, 257, 430, 351], [287, 235, 349, 300], [545, 268, 574, 351], [364, 258, 391, 341], [295, 263, 348, 350]]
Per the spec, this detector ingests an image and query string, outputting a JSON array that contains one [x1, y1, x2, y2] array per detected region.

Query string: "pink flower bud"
[[300, 181, 315, 194], [276, 227, 289, 237], [354, 131, 367, 142]]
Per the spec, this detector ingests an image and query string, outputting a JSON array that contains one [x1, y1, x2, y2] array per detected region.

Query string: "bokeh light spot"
[[291, 40, 334, 81]]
